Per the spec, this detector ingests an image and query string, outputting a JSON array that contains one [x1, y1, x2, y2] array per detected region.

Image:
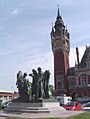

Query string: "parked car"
[[1, 101, 12, 109], [63, 101, 81, 110], [82, 102, 90, 111], [76, 98, 90, 105]]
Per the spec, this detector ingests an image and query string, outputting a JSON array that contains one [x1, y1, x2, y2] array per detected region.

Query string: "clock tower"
[[50, 7, 70, 95]]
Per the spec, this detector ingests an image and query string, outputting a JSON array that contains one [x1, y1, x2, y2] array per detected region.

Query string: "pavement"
[[0, 109, 84, 119], [0, 117, 6, 119]]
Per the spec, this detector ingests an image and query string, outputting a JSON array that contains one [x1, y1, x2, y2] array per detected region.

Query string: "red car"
[[63, 101, 81, 110]]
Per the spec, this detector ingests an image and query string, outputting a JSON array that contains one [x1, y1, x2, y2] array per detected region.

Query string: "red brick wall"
[[88, 75, 90, 84], [54, 50, 69, 95]]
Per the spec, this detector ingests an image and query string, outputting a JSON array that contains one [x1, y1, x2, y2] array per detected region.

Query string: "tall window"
[[57, 81, 63, 90], [81, 74, 88, 87], [56, 75, 64, 91]]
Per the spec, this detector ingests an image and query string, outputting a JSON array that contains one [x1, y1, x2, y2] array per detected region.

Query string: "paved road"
[[0, 109, 84, 119]]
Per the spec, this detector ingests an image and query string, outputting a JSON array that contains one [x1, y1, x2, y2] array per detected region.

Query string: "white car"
[[82, 102, 90, 111]]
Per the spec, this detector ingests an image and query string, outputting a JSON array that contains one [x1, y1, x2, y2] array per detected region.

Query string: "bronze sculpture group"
[[16, 67, 50, 101]]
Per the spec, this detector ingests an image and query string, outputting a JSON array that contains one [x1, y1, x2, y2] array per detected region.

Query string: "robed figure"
[[29, 69, 38, 99], [37, 67, 44, 98], [16, 71, 29, 100], [43, 70, 50, 99]]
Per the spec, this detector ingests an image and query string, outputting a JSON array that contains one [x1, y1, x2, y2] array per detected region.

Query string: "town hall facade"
[[50, 8, 90, 99]]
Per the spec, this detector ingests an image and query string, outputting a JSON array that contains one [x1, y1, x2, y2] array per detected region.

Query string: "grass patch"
[[6, 112, 90, 119], [67, 112, 90, 119], [7, 117, 28, 119]]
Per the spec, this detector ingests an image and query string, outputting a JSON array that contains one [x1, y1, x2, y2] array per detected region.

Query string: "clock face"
[[53, 40, 61, 48]]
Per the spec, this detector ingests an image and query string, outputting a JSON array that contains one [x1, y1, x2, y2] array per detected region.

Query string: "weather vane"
[[57, 4, 59, 8]]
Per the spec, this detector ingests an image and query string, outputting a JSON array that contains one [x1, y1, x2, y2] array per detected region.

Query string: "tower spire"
[[57, 4, 61, 19]]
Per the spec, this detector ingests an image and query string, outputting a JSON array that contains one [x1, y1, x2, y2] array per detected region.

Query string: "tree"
[[0, 99, 2, 110], [49, 85, 55, 97]]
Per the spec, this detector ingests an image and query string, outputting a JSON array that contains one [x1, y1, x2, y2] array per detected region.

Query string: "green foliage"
[[49, 85, 55, 96], [71, 92, 78, 101], [0, 99, 2, 110], [28, 81, 32, 95], [7, 117, 27, 119], [67, 112, 90, 119]]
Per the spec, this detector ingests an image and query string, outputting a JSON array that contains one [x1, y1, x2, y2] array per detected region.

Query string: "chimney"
[[76, 47, 79, 64]]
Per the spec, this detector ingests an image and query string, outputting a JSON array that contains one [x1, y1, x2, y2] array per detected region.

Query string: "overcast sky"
[[0, 0, 90, 91]]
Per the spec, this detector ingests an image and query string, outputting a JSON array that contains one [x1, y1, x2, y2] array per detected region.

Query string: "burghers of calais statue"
[[16, 67, 50, 100]]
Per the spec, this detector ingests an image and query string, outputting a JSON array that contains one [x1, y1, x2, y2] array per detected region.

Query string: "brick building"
[[67, 46, 90, 99], [50, 8, 90, 99], [0, 90, 19, 103]]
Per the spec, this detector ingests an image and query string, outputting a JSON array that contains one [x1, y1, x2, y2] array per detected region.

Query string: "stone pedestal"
[[4, 99, 64, 113]]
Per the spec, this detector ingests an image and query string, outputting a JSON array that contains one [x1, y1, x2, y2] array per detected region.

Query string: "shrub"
[[0, 99, 2, 110]]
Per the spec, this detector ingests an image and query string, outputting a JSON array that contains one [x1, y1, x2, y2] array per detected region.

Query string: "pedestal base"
[[4, 99, 64, 113]]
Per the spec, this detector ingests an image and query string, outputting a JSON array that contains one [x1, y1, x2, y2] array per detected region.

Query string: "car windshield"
[[65, 102, 74, 106]]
